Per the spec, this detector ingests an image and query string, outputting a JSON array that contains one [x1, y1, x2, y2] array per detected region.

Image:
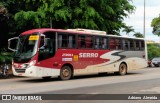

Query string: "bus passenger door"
[[38, 32, 56, 63]]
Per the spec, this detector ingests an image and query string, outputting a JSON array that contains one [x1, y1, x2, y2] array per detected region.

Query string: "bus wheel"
[[60, 66, 72, 80], [118, 63, 127, 75]]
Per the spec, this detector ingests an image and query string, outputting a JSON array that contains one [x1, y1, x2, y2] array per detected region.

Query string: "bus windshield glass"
[[14, 34, 39, 63]]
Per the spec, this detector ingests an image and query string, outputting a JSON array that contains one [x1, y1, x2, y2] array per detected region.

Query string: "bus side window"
[[58, 35, 62, 48], [78, 36, 81, 48], [136, 41, 140, 50], [141, 41, 145, 50], [139, 41, 142, 50], [102, 38, 107, 49], [109, 38, 123, 50], [68, 35, 76, 48], [78, 35, 86, 48], [90, 37, 94, 48], [115, 38, 121, 50], [95, 37, 100, 49], [62, 34, 68, 47], [86, 36, 93, 48], [127, 40, 130, 50], [130, 40, 134, 50], [109, 38, 116, 50], [94, 37, 108, 49], [58, 34, 67, 48], [58, 34, 68, 48], [122, 39, 128, 50], [81, 36, 86, 48], [99, 38, 102, 49]]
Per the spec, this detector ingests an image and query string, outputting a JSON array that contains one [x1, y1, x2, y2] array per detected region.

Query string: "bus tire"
[[60, 66, 72, 80], [118, 63, 127, 75]]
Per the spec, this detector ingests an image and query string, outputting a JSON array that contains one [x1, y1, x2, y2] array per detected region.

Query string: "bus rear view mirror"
[[39, 34, 46, 49], [8, 37, 18, 52]]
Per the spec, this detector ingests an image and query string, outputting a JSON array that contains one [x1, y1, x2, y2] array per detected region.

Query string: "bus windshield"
[[14, 34, 39, 63]]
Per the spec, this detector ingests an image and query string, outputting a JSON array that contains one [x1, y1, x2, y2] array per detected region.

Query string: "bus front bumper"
[[12, 66, 60, 78]]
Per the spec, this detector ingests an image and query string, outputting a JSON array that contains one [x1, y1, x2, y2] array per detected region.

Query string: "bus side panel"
[[34, 49, 147, 77], [58, 49, 110, 69], [73, 50, 147, 76]]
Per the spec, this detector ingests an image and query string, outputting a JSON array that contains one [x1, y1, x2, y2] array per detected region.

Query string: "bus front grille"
[[15, 69, 26, 73]]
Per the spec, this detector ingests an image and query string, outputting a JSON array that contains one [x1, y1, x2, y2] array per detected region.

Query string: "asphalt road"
[[1, 67, 160, 103]]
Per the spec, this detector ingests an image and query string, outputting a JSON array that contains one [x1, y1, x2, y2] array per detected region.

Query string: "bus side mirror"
[[8, 37, 18, 52], [39, 34, 46, 50]]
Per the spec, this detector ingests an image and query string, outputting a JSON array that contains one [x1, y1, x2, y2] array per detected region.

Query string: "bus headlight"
[[22, 60, 36, 69], [29, 60, 36, 66], [23, 64, 29, 68]]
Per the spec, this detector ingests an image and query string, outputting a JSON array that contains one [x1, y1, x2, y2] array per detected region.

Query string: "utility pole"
[[50, 17, 52, 28], [143, 0, 145, 37], [144, 0, 148, 61]]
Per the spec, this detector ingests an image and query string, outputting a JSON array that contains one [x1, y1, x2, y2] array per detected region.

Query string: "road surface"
[[1, 67, 160, 103]]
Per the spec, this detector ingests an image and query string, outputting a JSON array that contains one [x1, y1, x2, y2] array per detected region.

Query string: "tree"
[[151, 16, 160, 36], [0, 0, 136, 63], [133, 32, 144, 38], [0, 3, 8, 16], [0, 2, 9, 49], [0, 2, 13, 63], [147, 43, 160, 60], [13, 0, 135, 35], [0, 0, 135, 50], [0, 2, 9, 21], [122, 26, 134, 36]]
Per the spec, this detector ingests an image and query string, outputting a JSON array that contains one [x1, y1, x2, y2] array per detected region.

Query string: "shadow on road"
[[0, 74, 24, 80], [17, 72, 141, 83]]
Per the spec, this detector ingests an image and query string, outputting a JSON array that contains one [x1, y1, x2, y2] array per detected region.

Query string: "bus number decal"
[[62, 53, 73, 57], [29, 35, 39, 40], [62, 58, 72, 61]]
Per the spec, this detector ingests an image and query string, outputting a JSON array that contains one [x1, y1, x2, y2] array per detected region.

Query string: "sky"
[[123, 0, 160, 42]]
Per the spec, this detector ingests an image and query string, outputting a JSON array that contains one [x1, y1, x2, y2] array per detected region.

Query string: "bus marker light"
[[73, 55, 79, 61], [53, 62, 59, 66]]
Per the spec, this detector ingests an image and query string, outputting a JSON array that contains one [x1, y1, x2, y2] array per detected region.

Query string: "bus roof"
[[21, 28, 144, 40], [22, 28, 92, 35]]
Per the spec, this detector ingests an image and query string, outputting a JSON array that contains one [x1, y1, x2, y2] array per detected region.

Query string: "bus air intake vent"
[[15, 69, 26, 73]]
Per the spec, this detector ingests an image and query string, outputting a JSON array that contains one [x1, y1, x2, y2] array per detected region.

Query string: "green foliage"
[[0, 0, 135, 53], [0, 2, 9, 20], [133, 32, 144, 38], [0, 48, 13, 64], [122, 26, 134, 35], [147, 44, 160, 60], [14, 10, 46, 28], [151, 16, 160, 36], [0, 2, 7, 14], [12, 0, 135, 34]]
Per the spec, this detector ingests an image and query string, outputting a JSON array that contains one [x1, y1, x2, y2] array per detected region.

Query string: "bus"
[[8, 28, 148, 80]]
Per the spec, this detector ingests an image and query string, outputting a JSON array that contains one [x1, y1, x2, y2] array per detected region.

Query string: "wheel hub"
[[62, 69, 69, 77]]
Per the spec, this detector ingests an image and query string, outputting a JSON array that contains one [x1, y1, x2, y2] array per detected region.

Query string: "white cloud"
[[123, 0, 160, 42]]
